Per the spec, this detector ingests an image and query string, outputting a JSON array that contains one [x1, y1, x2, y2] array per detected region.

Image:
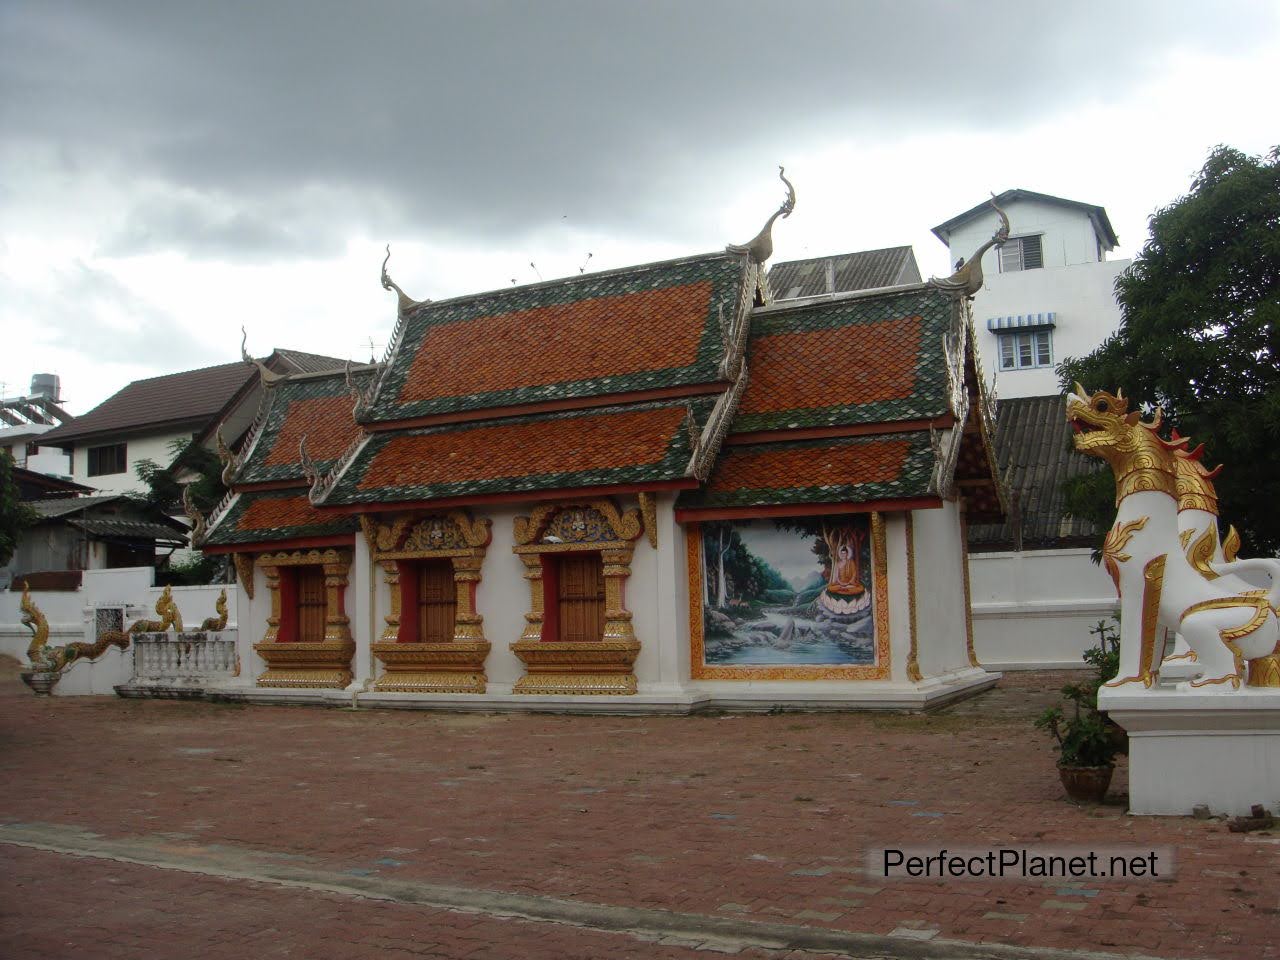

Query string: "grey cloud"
[[6, 260, 213, 369], [1, 1, 1275, 257]]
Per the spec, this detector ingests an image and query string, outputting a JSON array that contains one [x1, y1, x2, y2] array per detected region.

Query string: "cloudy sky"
[[2, 1, 1277, 414]]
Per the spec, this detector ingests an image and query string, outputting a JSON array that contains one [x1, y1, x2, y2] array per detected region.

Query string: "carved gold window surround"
[[510, 500, 644, 695], [361, 512, 492, 694], [254, 548, 354, 688]]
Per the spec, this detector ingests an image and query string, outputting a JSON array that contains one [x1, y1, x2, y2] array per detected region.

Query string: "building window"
[[295, 566, 328, 642], [1000, 235, 1043, 272], [87, 442, 127, 476], [415, 559, 457, 643], [553, 552, 607, 643], [998, 330, 1053, 371]]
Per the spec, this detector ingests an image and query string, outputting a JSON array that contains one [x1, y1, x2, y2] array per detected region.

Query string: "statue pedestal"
[[1101, 687, 1280, 816]]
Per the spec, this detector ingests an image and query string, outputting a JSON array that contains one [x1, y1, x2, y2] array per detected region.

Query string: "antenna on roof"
[[579, 252, 593, 274], [363, 337, 381, 363], [530, 261, 543, 282]]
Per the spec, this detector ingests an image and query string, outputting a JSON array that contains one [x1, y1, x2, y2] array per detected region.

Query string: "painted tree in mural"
[[704, 523, 789, 609]]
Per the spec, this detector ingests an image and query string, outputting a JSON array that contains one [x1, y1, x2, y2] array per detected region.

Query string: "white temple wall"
[[474, 504, 532, 688], [911, 501, 973, 677], [883, 513, 912, 683], [968, 547, 1118, 669]]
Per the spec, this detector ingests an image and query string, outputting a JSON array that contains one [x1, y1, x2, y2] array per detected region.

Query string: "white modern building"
[[931, 189, 1131, 399]]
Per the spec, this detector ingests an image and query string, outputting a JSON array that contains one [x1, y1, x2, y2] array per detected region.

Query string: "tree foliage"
[[1058, 145, 1280, 553], [134, 438, 226, 514], [0, 451, 39, 568]]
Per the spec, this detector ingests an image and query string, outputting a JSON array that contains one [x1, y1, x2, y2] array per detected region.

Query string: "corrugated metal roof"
[[67, 517, 188, 542], [767, 246, 921, 300], [968, 394, 1102, 550], [29, 495, 125, 518]]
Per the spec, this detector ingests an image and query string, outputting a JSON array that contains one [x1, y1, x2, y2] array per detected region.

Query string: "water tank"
[[30, 373, 61, 402]]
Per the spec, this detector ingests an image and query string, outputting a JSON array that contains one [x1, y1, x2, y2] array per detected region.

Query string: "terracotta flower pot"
[[1058, 764, 1114, 803]]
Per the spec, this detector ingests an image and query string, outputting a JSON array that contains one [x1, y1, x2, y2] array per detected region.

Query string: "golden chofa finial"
[[381, 245, 428, 316], [929, 194, 1012, 298], [726, 166, 797, 265]]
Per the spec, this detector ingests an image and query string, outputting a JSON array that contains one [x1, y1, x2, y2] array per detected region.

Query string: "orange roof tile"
[[238, 494, 332, 532], [707, 438, 912, 495], [265, 395, 361, 466], [357, 405, 688, 493], [399, 281, 713, 405], [740, 315, 922, 416]]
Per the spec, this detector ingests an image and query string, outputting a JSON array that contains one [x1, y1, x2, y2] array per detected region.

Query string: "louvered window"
[[556, 553, 606, 643], [999, 235, 1044, 272], [416, 559, 457, 643], [997, 330, 1053, 371], [296, 566, 327, 642]]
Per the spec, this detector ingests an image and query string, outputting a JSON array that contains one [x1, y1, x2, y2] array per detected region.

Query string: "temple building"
[[196, 182, 1008, 711]]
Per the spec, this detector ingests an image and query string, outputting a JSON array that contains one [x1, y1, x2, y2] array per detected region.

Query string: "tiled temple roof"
[[677, 431, 937, 512], [203, 489, 360, 547], [731, 285, 952, 436], [234, 369, 374, 485], [363, 253, 751, 424], [321, 398, 710, 506]]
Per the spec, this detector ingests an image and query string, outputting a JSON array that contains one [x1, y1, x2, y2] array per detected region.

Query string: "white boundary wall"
[[0, 568, 237, 695], [968, 547, 1117, 669]]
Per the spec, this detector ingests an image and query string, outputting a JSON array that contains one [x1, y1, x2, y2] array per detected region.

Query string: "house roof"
[[731, 284, 953, 437], [14, 466, 93, 500], [320, 398, 708, 508], [676, 431, 937, 513], [203, 489, 360, 547], [931, 189, 1119, 249], [39, 361, 254, 446], [364, 252, 750, 425], [27, 495, 188, 542], [40, 350, 347, 447], [767, 246, 921, 300], [967, 394, 1101, 550], [233, 369, 373, 486]]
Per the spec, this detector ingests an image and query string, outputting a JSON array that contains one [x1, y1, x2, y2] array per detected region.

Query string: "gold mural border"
[[687, 515, 891, 681], [905, 513, 921, 681], [959, 509, 979, 668]]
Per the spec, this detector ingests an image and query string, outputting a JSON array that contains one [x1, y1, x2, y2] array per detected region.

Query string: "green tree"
[[1058, 145, 1280, 554], [0, 451, 38, 568], [133, 438, 226, 514]]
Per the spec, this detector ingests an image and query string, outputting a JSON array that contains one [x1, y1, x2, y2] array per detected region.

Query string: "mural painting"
[[700, 516, 876, 666]]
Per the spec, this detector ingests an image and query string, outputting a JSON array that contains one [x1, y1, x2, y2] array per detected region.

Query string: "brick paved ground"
[[1, 660, 1276, 959]]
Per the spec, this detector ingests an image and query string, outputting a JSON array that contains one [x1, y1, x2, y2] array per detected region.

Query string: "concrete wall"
[[69, 429, 194, 495], [946, 197, 1106, 273], [968, 547, 1118, 669]]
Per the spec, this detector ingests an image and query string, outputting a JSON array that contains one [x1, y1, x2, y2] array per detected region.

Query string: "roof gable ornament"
[[381, 245, 427, 317], [240, 327, 287, 388], [726, 166, 796, 264], [928, 195, 1011, 298], [298, 435, 321, 492], [215, 428, 238, 486], [344, 360, 376, 420], [183, 485, 207, 547]]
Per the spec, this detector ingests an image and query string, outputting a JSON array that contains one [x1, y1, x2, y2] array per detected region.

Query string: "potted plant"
[[1035, 620, 1123, 802]]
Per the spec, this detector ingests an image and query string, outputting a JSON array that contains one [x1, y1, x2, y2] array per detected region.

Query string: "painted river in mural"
[[701, 517, 876, 666]]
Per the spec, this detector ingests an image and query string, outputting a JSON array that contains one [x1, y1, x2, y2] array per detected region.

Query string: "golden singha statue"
[[1067, 385, 1280, 690]]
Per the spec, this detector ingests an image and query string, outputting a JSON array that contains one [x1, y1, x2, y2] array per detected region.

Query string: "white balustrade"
[[130, 633, 237, 684]]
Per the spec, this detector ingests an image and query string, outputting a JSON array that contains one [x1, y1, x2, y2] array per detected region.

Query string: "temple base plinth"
[[510, 639, 641, 695], [253, 641, 354, 689], [371, 641, 490, 693]]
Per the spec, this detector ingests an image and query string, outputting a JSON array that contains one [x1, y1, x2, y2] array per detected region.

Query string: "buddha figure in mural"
[[819, 524, 871, 616], [1066, 385, 1280, 691]]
